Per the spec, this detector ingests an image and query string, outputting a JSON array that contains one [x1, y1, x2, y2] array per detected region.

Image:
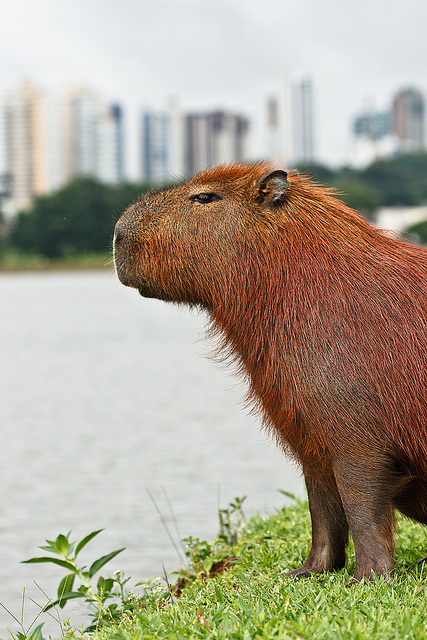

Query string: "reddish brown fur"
[[114, 162, 427, 582]]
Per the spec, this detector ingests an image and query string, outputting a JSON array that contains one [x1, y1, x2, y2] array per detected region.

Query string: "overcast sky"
[[1, 0, 426, 172]]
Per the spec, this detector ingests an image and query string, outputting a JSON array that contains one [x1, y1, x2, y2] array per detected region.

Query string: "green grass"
[[89, 500, 427, 640], [0, 249, 112, 271]]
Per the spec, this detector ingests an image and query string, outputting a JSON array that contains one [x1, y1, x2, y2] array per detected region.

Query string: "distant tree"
[[0, 205, 7, 252], [330, 168, 382, 220], [299, 154, 427, 212], [363, 154, 427, 207], [10, 178, 154, 258], [405, 219, 427, 245], [109, 181, 154, 215]]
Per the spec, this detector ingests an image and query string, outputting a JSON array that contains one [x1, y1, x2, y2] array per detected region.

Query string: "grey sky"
[[1, 0, 426, 169]]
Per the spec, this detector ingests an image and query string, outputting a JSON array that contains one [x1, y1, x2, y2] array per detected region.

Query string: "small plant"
[[0, 588, 48, 640], [173, 496, 247, 594], [5, 622, 46, 640], [218, 495, 247, 546], [23, 530, 128, 630], [3, 497, 249, 636]]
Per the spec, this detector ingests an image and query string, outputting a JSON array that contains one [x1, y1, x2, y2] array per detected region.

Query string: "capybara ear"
[[254, 170, 289, 206]]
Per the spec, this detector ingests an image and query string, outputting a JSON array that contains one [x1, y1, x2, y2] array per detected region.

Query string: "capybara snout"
[[114, 162, 427, 582]]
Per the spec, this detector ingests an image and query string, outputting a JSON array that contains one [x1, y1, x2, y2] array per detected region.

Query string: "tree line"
[[300, 152, 427, 214], [1, 179, 154, 259], [2, 153, 427, 259]]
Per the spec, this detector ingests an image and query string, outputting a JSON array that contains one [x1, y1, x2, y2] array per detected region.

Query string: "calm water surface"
[[0, 270, 303, 634]]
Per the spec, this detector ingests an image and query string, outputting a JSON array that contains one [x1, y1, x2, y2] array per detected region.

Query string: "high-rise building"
[[98, 104, 125, 183], [211, 111, 249, 167], [140, 107, 249, 181], [183, 110, 249, 176], [62, 87, 99, 181], [4, 80, 49, 210], [292, 78, 314, 164], [184, 113, 213, 177], [351, 88, 425, 167], [62, 88, 125, 184], [350, 107, 395, 167], [2, 82, 125, 210], [266, 73, 315, 167], [392, 88, 425, 153], [353, 110, 392, 141], [141, 110, 171, 182], [266, 74, 293, 167]]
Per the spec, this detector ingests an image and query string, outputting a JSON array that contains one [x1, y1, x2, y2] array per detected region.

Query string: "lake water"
[[0, 269, 303, 635]]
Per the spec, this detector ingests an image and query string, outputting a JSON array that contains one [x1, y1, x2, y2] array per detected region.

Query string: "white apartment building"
[[266, 73, 315, 167], [2, 83, 126, 210], [3, 80, 49, 210]]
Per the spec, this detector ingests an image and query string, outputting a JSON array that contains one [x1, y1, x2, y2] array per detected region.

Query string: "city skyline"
[[1, 0, 426, 174], [351, 87, 425, 168], [0, 72, 425, 191], [2, 76, 426, 211], [1, 82, 126, 210]]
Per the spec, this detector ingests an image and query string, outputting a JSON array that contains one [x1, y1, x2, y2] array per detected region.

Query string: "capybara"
[[114, 162, 427, 582]]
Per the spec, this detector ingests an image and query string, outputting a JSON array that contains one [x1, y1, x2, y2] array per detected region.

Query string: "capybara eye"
[[189, 193, 222, 204]]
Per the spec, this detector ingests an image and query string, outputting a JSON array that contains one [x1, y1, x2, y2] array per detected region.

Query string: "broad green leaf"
[[97, 576, 114, 603], [75, 529, 104, 557], [88, 548, 125, 577], [97, 576, 114, 593], [203, 559, 214, 574], [22, 557, 77, 572]]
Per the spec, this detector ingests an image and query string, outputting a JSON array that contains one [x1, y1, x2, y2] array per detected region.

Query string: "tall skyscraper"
[[140, 108, 249, 181], [266, 73, 315, 167], [292, 78, 314, 164], [392, 88, 425, 153], [211, 111, 249, 167], [62, 87, 99, 181], [184, 113, 213, 177], [98, 104, 125, 183], [351, 88, 425, 166], [141, 111, 171, 182], [2, 83, 125, 210], [184, 111, 249, 176], [266, 73, 293, 167], [62, 88, 125, 184], [3, 80, 49, 210]]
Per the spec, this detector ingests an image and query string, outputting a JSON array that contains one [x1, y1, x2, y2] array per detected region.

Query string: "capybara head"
[[114, 162, 427, 583], [114, 163, 290, 306]]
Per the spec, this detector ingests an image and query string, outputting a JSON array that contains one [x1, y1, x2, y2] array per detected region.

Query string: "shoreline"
[[0, 252, 112, 273]]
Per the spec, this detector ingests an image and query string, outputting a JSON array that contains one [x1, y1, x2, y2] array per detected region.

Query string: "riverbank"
[[0, 250, 112, 272], [41, 499, 427, 640]]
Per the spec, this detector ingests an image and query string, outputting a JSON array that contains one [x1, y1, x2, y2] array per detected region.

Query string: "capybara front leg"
[[333, 458, 395, 582], [284, 472, 349, 577]]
